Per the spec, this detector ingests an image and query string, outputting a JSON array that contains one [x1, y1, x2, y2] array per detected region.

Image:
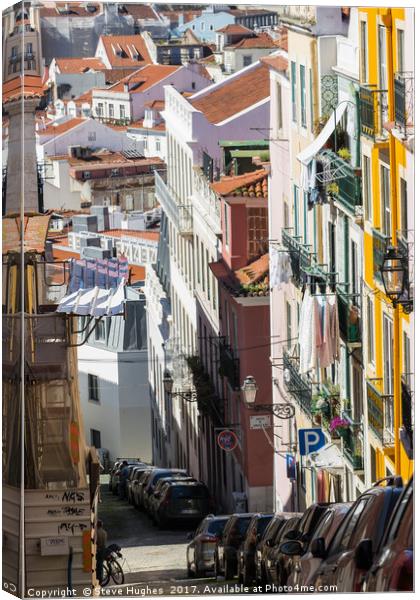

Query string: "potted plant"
[[337, 147, 351, 162], [329, 416, 350, 438], [326, 182, 339, 200]]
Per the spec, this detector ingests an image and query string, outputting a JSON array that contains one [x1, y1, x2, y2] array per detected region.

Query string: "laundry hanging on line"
[[269, 246, 292, 289]]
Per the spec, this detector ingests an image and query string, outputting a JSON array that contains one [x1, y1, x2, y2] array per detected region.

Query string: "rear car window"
[[236, 517, 252, 535], [257, 516, 273, 534], [171, 485, 209, 499]]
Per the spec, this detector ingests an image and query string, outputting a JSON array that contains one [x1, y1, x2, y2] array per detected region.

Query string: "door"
[[383, 314, 394, 438]]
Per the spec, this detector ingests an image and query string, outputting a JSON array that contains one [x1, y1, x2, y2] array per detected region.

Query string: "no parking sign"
[[217, 430, 238, 452]]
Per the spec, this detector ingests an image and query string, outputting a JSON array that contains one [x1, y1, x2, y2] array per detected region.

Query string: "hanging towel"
[[299, 290, 315, 374]]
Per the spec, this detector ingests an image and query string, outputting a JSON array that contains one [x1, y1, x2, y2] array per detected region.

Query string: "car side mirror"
[[310, 537, 326, 559], [354, 539, 373, 570], [280, 540, 304, 556], [285, 529, 301, 541]]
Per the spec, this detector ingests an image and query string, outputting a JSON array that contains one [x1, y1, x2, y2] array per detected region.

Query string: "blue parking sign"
[[298, 428, 326, 456]]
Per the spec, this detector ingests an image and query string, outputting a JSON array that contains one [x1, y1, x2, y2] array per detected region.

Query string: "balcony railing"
[[178, 205, 193, 236], [401, 373, 413, 454], [394, 72, 414, 138], [339, 415, 364, 471], [367, 381, 395, 447], [319, 150, 362, 213], [218, 340, 240, 390], [283, 349, 312, 416], [336, 285, 361, 346], [372, 228, 390, 283], [192, 166, 221, 234], [360, 85, 388, 140], [155, 170, 192, 235], [281, 229, 313, 287]]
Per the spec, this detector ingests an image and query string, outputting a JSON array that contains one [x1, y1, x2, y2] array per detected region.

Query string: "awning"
[[296, 103, 348, 166], [307, 442, 344, 472], [56, 281, 125, 317]]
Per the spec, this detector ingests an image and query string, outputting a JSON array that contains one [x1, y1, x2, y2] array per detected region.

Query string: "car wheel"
[[224, 557, 234, 581]]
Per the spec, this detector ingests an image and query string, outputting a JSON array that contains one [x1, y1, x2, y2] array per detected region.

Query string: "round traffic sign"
[[217, 429, 238, 452]]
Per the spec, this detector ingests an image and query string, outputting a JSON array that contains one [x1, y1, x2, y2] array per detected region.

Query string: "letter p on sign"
[[298, 428, 326, 456]]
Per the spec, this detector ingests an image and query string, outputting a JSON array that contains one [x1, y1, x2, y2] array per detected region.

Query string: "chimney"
[[124, 83, 129, 93]]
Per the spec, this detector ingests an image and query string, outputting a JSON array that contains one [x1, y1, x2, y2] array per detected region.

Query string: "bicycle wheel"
[[100, 562, 111, 587], [110, 559, 125, 585]]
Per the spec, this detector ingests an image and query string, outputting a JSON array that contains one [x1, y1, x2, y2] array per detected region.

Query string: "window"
[[248, 207, 268, 259], [90, 429, 101, 449], [120, 104, 125, 119], [276, 82, 282, 131], [224, 202, 230, 247], [95, 320, 106, 341], [397, 29, 405, 72], [380, 165, 391, 236], [309, 68, 314, 131], [88, 374, 100, 401], [191, 81, 196, 90], [88, 131, 96, 142], [383, 313, 394, 397], [109, 104, 114, 117], [97, 103, 104, 117], [26, 42, 33, 54], [155, 137, 161, 152], [11, 46, 17, 57], [83, 171, 91, 180], [378, 25, 387, 90], [360, 20, 368, 82], [367, 296, 375, 364], [400, 177, 408, 236], [143, 136, 148, 150], [291, 62, 297, 122], [330, 497, 371, 555], [403, 331, 411, 379], [243, 55, 252, 67], [286, 301, 292, 350], [293, 185, 299, 236], [200, 22, 205, 31], [300, 64, 306, 127], [363, 155, 372, 221]]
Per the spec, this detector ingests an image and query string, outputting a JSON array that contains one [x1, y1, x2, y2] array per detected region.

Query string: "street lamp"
[[380, 245, 413, 313], [241, 376, 295, 420], [163, 370, 197, 403]]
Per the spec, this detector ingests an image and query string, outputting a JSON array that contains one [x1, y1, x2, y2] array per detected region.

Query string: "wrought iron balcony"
[[320, 149, 362, 213], [394, 72, 414, 138], [218, 339, 240, 391], [336, 285, 361, 346], [283, 349, 312, 416], [367, 381, 395, 447], [372, 228, 390, 284], [281, 229, 313, 287], [339, 414, 364, 471], [360, 85, 388, 141], [155, 170, 192, 235], [178, 205, 193, 237]]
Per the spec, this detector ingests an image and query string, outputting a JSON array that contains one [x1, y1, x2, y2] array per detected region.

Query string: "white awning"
[[56, 284, 125, 317], [296, 103, 348, 166], [307, 442, 344, 472]]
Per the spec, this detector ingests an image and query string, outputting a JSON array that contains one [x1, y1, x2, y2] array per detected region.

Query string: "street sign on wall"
[[298, 428, 326, 456], [249, 414, 271, 429], [217, 429, 238, 452]]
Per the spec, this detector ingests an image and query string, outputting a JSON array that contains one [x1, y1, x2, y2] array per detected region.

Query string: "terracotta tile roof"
[[260, 55, 288, 73], [226, 33, 277, 50], [3, 75, 46, 103], [211, 169, 268, 197], [121, 4, 158, 20], [216, 24, 253, 35], [41, 3, 100, 18], [189, 62, 269, 124], [129, 119, 166, 132], [99, 35, 153, 68], [144, 99, 165, 110], [228, 8, 275, 17], [37, 117, 85, 136], [66, 151, 164, 170], [105, 64, 179, 94], [103, 68, 141, 84], [209, 254, 269, 296], [72, 89, 93, 105], [101, 229, 160, 242], [55, 57, 106, 73]]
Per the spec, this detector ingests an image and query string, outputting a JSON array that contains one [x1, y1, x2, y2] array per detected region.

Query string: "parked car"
[[263, 515, 302, 586], [363, 477, 413, 592], [312, 477, 404, 592], [283, 503, 352, 588], [132, 468, 156, 508], [255, 513, 296, 585], [142, 468, 189, 513], [154, 480, 211, 528], [215, 513, 256, 580], [237, 514, 273, 585], [127, 465, 152, 504], [275, 502, 332, 587], [187, 515, 230, 578], [109, 460, 143, 495], [149, 476, 197, 521]]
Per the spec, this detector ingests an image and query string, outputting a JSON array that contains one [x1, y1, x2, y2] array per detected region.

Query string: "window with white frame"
[[276, 81, 282, 131], [380, 164, 391, 237], [300, 64, 307, 127], [97, 102, 104, 117], [120, 104, 125, 119], [243, 55, 252, 67], [363, 154, 372, 221], [360, 20, 368, 83], [88, 374, 100, 401], [291, 61, 297, 122], [109, 104, 114, 118], [367, 295, 375, 364]]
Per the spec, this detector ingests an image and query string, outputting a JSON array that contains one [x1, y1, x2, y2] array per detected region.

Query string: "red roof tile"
[[100, 229, 160, 242], [211, 169, 268, 198], [3, 75, 46, 103], [121, 4, 158, 20], [226, 32, 277, 50], [99, 35, 153, 68], [37, 117, 85, 136], [105, 64, 179, 94], [216, 24, 254, 35], [55, 57, 106, 73], [189, 62, 269, 124], [235, 253, 269, 285], [41, 3, 101, 18], [260, 55, 288, 73]]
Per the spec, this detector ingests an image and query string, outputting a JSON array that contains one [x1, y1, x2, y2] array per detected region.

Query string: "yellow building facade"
[[359, 7, 413, 483]]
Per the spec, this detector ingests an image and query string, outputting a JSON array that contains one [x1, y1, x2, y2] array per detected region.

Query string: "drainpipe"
[[384, 9, 402, 475]]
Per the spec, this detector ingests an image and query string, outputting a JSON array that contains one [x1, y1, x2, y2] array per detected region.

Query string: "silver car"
[[187, 515, 230, 578]]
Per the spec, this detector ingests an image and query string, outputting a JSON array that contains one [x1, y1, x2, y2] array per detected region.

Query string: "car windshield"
[[153, 471, 184, 485], [257, 516, 273, 534], [236, 517, 252, 535], [171, 486, 208, 499], [208, 520, 228, 535]]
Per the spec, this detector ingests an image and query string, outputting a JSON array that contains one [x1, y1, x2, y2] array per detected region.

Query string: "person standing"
[[96, 519, 108, 585]]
